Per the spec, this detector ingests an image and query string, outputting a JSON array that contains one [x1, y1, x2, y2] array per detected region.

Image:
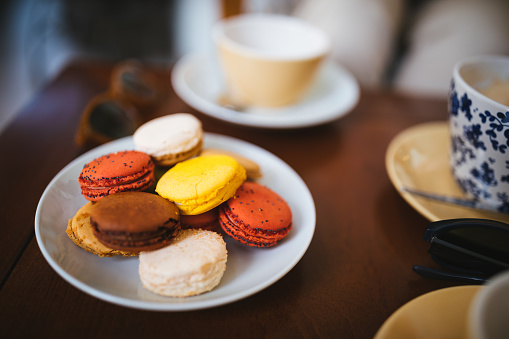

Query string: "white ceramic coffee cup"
[[449, 55, 509, 212], [468, 270, 509, 339], [212, 14, 330, 108]]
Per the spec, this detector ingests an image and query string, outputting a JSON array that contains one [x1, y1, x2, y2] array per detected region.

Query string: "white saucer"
[[385, 121, 509, 223], [171, 53, 360, 129]]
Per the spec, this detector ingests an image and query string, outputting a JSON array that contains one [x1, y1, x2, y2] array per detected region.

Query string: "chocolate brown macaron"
[[90, 192, 180, 252]]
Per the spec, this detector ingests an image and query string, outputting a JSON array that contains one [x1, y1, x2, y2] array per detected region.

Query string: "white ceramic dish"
[[171, 53, 359, 129], [35, 133, 316, 311]]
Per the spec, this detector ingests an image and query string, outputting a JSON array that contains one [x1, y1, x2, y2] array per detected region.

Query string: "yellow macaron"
[[156, 155, 246, 215]]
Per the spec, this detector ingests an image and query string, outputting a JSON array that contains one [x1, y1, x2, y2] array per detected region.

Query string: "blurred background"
[[0, 0, 301, 135], [1, 0, 508, 135], [0, 0, 216, 135]]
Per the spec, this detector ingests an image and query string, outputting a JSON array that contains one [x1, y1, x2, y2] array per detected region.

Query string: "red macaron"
[[180, 207, 220, 232], [219, 182, 292, 247], [79, 150, 155, 201]]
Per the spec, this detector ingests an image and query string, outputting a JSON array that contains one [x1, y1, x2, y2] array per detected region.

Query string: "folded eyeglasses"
[[413, 218, 509, 284]]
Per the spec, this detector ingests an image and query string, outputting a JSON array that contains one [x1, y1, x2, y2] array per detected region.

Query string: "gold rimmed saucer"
[[374, 285, 483, 339], [385, 121, 509, 223]]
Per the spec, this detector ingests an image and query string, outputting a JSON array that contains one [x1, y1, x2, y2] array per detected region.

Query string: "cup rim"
[[212, 13, 331, 61], [453, 55, 509, 110], [469, 270, 509, 339]]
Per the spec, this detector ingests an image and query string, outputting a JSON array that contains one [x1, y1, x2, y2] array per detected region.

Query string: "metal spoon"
[[400, 186, 501, 213]]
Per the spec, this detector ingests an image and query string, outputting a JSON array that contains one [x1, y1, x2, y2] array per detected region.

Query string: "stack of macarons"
[[155, 154, 247, 232], [67, 112, 293, 298]]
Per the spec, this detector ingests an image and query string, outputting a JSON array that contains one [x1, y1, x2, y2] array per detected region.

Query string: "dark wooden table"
[[0, 60, 460, 338]]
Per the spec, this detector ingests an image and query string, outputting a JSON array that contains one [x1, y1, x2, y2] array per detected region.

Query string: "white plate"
[[171, 53, 359, 129], [35, 133, 316, 311]]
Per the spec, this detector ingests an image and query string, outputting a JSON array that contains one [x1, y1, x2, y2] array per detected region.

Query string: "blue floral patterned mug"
[[449, 56, 509, 213]]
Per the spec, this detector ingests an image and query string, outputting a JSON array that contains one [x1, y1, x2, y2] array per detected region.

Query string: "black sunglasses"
[[413, 218, 509, 284], [75, 60, 164, 148], [75, 93, 140, 147]]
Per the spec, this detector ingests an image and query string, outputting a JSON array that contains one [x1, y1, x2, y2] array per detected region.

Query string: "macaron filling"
[[82, 170, 154, 190], [92, 224, 180, 252], [81, 171, 155, 201]]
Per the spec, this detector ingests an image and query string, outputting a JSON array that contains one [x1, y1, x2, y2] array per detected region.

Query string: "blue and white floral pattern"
[[449, 78, 509, 213]]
